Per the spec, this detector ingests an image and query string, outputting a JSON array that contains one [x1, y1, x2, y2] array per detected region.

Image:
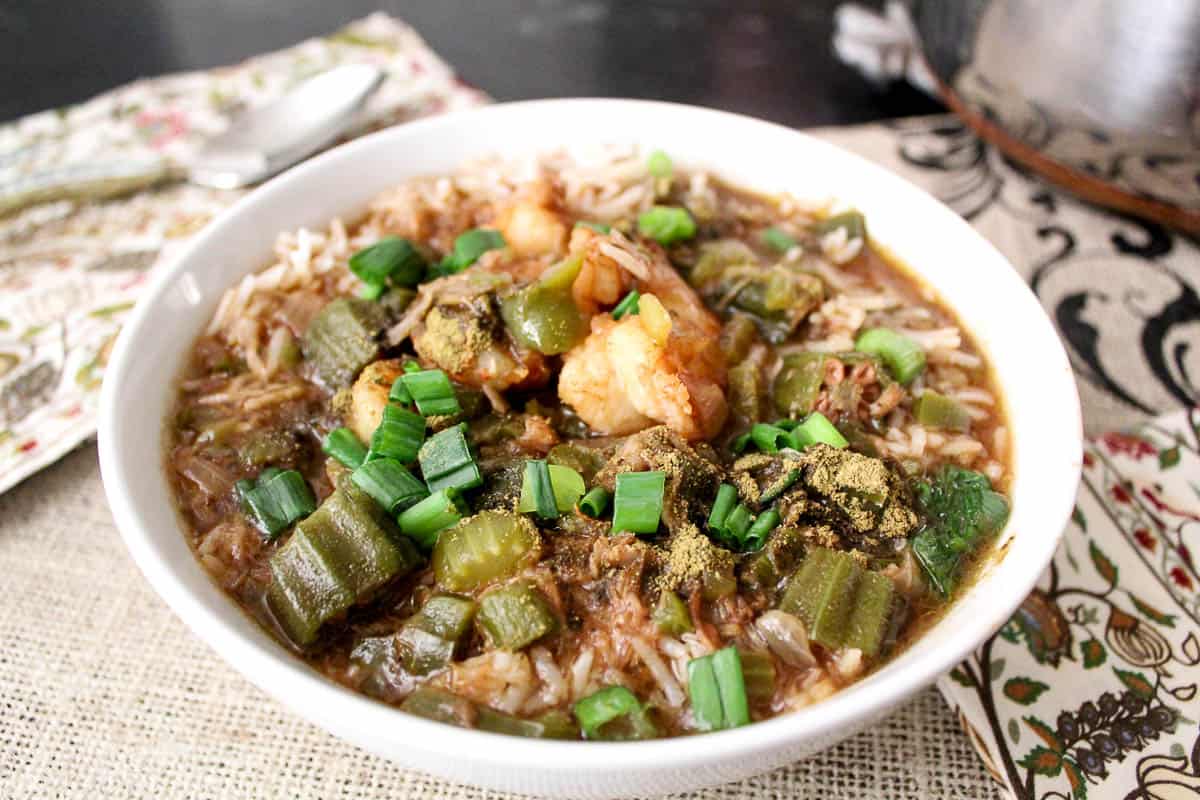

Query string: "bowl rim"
[[98, 97, 1082, 775]]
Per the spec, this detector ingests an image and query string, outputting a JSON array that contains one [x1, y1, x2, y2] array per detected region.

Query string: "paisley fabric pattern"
[[0, 13, 486, 494], [938, 409, 1200, 800]]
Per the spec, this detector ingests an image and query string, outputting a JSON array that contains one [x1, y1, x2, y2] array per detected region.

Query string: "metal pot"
[[909, 0, 1200, 232]]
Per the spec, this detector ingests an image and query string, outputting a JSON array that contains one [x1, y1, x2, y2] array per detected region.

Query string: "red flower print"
[[1110, 483, 1132, 504], [1083, 451, 1095, 468], [1099, 432, 1156, 459], [1133, 528, 1156, 551], [1169, 567, 1194, 590], [1140, 486, 1200, 523], [18, 440, 37, 453], [134, 109, 189, 149]]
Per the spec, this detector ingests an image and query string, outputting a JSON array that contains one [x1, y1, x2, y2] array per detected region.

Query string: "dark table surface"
[[0, 0, 941, 127]]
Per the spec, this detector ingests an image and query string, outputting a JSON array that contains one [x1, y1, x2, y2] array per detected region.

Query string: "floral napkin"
[[939, 409, 1200, 800], [0, 13, 486, 495]]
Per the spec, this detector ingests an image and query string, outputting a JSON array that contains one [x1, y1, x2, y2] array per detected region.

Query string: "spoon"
[[0, 64, 384, 216]]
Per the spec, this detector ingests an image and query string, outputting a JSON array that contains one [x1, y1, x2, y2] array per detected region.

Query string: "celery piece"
[[433, 511, 539, 592], [773, 352, 827, 418], [477, 708, 578, 739], [476, 581, 558, 651], [845, 571, 896, 657], [651, 590, 693, 636], [401, 688, 476, 727], [913, 390, 972, 432], [396, 595, 477, 675], [738, 650, 776, 703], [301, 297, 385, 387], [813, 210, 866, 241]]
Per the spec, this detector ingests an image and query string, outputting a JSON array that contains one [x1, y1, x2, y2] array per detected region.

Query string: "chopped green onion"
[[398, 488, 464, 549], [403, 360, 421, 374], [646, 150, 673, 179], [855, 327, 925, 385], [388, 375, 412, 406], [575, 220, 611, 234], [256, 466, 284, 484], [759, 469, 800, 505], [546, 464, 586, 511], [519, 459, 558, 520], [687, 655, 725, 731], [791, 411, 848, 449], [732, 432, 753, 453], [367, 404, 425, 465], [611, 289, 641, 320], [401, 368, 462, 417], [359, 281, 385, 300], [573, 686, 643, 740], [349, 236, 425, 288], [239, 469, 316, 539], [762, 227, 798, 253], [611, 471, 666, 535], [744, 508, 780, 550], [724, 504, 753, 543], [711, 647, 750, 727], [814, 210, 866, 241], [578, 486, 611, 518], [351, 458, 429, 514], [687, 647, 750, 731], [257, 470, 315, 529], [707, 483, 738, 533], [322, 427, 368, 470], [771, 418, 800, 431], [637, 206, 696, 245], [434, 228, 506, 277], [418, 424, 482, 492], [913, 390, 972, 432], [750, 422, 794, 454]]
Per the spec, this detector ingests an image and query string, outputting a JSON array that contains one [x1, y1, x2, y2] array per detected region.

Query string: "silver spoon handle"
[[0, 158, 185, 218]]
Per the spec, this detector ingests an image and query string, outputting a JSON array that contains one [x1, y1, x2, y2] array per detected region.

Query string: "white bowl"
[[99, 99, 1081, 799]]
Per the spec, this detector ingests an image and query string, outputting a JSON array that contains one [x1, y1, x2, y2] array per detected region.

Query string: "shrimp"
[[568, 225, 630, 315], [494, 180, 570, 258], [346, 359, 405, 442], [559, 232, 728, 440]]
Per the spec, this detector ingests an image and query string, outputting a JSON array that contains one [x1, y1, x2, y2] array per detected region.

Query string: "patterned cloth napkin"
[[0, 13, 485, 495], [938, 410, 1200, 800], [2, 12, 1199, 800]]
